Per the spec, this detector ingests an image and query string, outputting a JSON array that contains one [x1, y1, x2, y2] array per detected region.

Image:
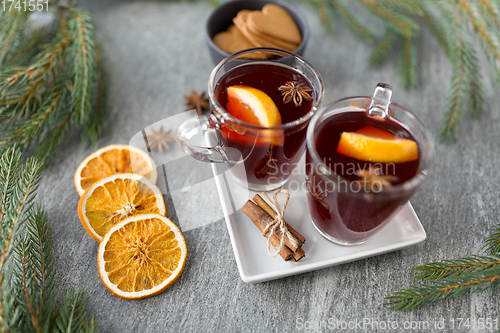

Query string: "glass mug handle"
[[176, 115, 228, 163], [366, 83, 393, 119]]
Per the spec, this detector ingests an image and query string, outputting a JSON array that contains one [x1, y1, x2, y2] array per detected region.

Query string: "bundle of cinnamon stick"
[[242, 194, 306, 261]]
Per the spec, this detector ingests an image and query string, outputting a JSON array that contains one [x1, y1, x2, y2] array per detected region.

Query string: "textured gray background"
[[38, 0, 500, 332]]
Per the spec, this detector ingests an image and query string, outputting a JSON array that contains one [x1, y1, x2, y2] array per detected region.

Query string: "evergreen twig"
[[411, 255, 500, 280], [457, 0, 500, 85], [331, 0, 375, 43], [57, 288, 98, 333], [385, 216, 500, 310], [399, 36, 417, 89], [0, 6, 104, 166], [0, 147, 97, 332], [385, 266, 500, 311], [313, 0, 498, 140], [369, 30, 397, 66]]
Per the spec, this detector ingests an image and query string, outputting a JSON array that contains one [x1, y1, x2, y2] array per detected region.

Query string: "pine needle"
[[369, 30, 397, 66], [399, 36, 417, 89]]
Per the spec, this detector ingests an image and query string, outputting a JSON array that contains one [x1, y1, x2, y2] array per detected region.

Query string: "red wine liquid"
[[215, 63, 314, 188], [306, 111, 420, 243]]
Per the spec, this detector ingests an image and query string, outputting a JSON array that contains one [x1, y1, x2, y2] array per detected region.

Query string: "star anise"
[[355, 166, 398, 192], [278, 81, 313, 106], [184, 89, 210, 115], [144, 126, 176, 153]]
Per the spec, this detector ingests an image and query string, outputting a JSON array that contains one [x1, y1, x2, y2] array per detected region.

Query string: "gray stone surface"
[[38, 0, 500, 332]]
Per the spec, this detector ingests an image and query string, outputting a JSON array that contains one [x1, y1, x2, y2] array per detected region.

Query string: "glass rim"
[[207, 47, 324, 131], [306, 95, 435, 195]]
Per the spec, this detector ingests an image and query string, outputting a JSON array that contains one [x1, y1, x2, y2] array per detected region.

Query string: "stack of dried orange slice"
[[74, 144, 187, 299]]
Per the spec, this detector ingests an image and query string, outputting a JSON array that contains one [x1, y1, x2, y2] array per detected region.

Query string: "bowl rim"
[[205, 0, 310, 58]]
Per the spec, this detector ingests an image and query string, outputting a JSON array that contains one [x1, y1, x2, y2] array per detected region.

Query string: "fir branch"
[[457, 0, 500, 85], [377, 0, 424, 16], [369, 30, 397, 66], [0, 147, 97, 331], [437, 2, 483, 140], [399, 36, 417, 89], [3, 26, 53, 69], [24, 206, 55, 332], [0, 10, 30, 69], [0, 146, 21, 227], [314, 0, 499, 139], [0, 7, 104, 166], [421, 4, 450, 57], [0, 31, 69, 122], [467, 50, 485, 118], [0, 155, 43, 268], [81, 41, 106, 146], [317, 0, 334, 32], [478, 0, 500, 29], [361, 0, 419, 37], [439, 54, 467, 141], [385, 266, 500, 310], [56, 288, 97, 333], [68, 10, 97, 126], [0, 147, 43, 332], [331, 0, 375, 43], [483, 221, 500, 255], [411, 255, 500, 279]]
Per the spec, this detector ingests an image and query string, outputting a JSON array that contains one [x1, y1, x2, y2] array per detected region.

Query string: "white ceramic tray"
[[211, 157, 426, 283]]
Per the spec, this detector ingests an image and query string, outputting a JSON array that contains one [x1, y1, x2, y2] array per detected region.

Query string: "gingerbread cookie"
[[247, 4, 302, 45], [233, 10, 298, 51], [212, 4, 302, 56], [213, 24, 266, 59]]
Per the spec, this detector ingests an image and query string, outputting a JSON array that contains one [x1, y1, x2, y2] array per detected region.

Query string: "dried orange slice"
[[337, 126, 419, 163], [97, 213, 187, 299], [78, 173, 166, 242], [74, 144, 157, 196]]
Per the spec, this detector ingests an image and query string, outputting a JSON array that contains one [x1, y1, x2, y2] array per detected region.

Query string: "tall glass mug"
[[305, 83, 434, 245], [177, 48, 324, 191]]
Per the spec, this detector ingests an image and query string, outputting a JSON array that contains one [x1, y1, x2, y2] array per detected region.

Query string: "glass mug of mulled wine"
[[305, 83, 434, 245], [177, 47, 324, 191]]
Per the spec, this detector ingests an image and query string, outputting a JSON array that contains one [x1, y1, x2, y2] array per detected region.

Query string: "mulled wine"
[[306, 105, 425, 245], [215, 62, 316, 189]]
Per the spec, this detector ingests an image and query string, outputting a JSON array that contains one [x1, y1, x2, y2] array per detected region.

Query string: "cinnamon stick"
[[253, 194, 306, 246], [293, 248, 305, 262], [241, 201, 293, 261]]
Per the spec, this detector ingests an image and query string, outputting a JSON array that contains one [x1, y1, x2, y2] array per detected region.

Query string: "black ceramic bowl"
[[205, 0, 310, 65]]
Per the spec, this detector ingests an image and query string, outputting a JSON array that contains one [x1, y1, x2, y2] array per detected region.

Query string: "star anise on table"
[[144, 126, 176, 153], [278, 81, 313, 106], [355, 166, 398, 192], [184, 89, 210, 115]]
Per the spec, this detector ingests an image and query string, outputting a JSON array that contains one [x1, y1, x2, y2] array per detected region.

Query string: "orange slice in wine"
[[337, 125, 419, 163], [223, 85, 283, 146]]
